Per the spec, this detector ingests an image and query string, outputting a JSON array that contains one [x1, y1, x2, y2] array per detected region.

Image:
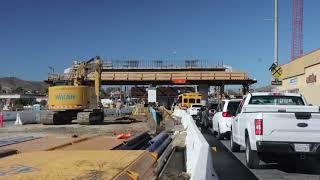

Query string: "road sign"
[[269, 63, 283, 79], [147, 87, 157, 103], [271, 80, 282, 86]]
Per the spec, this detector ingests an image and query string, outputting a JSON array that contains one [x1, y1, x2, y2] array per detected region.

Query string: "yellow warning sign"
[[269, 63, 283, 79]]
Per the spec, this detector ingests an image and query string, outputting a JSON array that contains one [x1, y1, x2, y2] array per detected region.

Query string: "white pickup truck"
[[230, 92, 320, 169]]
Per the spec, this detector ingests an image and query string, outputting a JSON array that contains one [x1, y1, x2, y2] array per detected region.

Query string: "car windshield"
[[249, 96, 305, 105], [227, 101, 241, 116]]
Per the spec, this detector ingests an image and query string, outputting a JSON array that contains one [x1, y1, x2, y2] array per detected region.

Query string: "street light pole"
[[274, 0, 278, 66]]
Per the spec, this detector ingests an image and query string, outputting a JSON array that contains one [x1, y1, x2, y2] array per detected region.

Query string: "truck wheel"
[[245, 137, 260, 169], [230, 130, 240, 152], [211, 127, 216, 135], [216, 125, 224, 140]]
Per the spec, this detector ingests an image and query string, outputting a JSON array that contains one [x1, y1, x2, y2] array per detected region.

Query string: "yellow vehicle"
[[178, 92, 202, 109], [41, 56, 104, 125]]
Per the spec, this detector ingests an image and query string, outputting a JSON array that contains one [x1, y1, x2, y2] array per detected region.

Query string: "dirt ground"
[[0, 115, 150, 138]]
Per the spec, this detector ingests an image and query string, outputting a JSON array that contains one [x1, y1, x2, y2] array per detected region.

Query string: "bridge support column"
[[242, 84, 249, 95], [198, 84, 209, 105], [220, 85, 225, 97], [217, 84, 225, 102]]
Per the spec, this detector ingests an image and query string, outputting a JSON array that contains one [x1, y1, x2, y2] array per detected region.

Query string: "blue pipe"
[[154, 137, 172, 157], [147, 132, 169, 152]]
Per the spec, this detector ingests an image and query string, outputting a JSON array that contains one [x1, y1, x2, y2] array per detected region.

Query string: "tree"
[[11, 98, 36, 110], [100, 89, 108, 98], [13, 87, 25, 94]]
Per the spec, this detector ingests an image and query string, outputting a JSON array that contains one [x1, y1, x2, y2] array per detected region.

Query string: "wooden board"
[[59, 136, 123, 151], [0, 150, 146, 180], [0, 136, 91, 153]]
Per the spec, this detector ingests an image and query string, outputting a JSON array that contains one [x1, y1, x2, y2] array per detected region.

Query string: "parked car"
[[187, 104, 202, 119], [212, 99, 241, 140], [231, 92, 320, 169]]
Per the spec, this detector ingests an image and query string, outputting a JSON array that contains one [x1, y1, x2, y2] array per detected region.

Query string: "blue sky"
[[0, 0, 319, 87]]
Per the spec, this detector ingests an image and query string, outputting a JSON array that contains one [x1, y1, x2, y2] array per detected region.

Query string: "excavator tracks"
[[77, 111, 104, 125], [41, 110, 103, 125], [40, 111, 74, 125]]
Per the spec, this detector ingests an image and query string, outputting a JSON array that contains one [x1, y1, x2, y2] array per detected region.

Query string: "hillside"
[[0, 77, 47, 93], [254, 85, 273, 92]]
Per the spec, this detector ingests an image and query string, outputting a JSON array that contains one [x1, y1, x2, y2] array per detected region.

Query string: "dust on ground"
[[0, 115, 149, 138]]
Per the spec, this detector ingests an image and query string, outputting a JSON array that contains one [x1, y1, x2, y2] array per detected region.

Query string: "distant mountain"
[[0, 77, 47, 94], [254, 85, 273, 92]]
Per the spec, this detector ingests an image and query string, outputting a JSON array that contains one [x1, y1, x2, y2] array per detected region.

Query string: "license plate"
[[294, 144, 310, 152]]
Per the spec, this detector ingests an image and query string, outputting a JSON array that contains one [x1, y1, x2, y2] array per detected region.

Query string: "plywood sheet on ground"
[[0, 150, 145, 180], [59, 136, 123, 150], [0, 136, 90, 153]]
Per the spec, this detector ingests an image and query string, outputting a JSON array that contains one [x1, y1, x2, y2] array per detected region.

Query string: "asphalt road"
[[203, 129, 320, 180]]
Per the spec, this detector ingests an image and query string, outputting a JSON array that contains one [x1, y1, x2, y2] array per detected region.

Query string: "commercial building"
[[278, 49, 320, 105]]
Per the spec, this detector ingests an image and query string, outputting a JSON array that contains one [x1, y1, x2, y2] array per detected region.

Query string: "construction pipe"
[[128, 136, 151, 150], [147, 132, 169, 152], [123, 131, 149, 146], [139, 143, 150, 150], [154, 142, 174, 176], [116, 135, 151, 150], [154, 137, 172, 157]]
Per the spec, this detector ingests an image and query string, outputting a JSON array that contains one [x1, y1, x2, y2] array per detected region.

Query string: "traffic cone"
[[15, 113, 22, 125]]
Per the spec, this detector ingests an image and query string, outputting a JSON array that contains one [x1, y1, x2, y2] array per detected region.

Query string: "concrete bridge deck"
[[89, 67, 256, 85], [46, 65, 256, 91], [94, 71, 255, 85]]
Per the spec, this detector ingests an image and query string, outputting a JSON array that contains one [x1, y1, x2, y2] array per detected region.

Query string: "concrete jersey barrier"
[[3, 111, 41, 125], [173, 109, 218, 180]]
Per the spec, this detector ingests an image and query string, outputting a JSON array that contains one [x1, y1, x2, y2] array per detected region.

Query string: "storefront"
[[278, 49, 320, 105]]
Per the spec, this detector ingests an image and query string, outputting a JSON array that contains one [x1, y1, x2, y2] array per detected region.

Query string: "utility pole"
[[274, 0, 278, 65]]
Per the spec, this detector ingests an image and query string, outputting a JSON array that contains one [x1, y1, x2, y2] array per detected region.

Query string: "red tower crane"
[[291, 0, 303, 60]]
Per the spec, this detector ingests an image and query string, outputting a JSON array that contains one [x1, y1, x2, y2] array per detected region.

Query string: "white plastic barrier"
[[173, 109, 218, 180]]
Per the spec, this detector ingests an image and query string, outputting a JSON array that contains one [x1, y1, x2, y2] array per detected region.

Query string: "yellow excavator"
[[41, 56, 104, 125]]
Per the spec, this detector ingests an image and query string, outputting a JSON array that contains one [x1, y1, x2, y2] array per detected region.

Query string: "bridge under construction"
[[47, 59, 257, 100]]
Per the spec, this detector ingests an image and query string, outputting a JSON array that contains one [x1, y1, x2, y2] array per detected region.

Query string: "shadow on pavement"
[[261, 158, 320, 175], [203, 127, 320, 178], [202, 129, 258, 180]]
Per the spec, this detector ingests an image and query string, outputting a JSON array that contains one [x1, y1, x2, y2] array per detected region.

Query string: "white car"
[[212, 99, 241, 140], [187, 104, 202, 118], [231, 92, 320, 169]]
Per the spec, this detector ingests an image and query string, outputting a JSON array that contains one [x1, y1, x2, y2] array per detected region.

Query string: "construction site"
[[0, 56, 255, 179], [1, 0, 320, 179]]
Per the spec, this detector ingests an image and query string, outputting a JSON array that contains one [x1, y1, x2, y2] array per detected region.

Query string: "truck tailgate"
[[262, 112, 320, 142], [245, 105, 320, 142]]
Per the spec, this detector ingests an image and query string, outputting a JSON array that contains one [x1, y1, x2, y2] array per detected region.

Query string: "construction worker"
[[116, 100, 122, 116]]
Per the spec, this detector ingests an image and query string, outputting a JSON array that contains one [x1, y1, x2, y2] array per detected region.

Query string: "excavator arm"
[[72, 56, 102, 105]]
